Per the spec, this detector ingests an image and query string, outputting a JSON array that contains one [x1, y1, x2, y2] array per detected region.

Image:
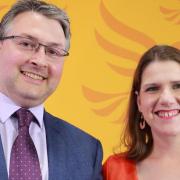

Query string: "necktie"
[[9, 108, 42, 180]]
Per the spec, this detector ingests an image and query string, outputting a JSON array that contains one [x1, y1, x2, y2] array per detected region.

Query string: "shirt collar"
[[0, 92, 44, 128]]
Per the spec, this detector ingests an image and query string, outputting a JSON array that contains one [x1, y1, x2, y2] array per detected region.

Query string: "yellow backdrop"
[[0, 0, 179, 161]]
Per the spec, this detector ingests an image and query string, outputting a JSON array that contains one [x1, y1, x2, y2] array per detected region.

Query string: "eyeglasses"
[[0, 35, 69, 61]]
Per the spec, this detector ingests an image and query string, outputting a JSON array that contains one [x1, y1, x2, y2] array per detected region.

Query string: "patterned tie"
[[9, 108, 42, 180]]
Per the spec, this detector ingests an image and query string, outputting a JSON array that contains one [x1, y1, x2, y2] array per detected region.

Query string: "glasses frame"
[[0, 35, 69, 59]]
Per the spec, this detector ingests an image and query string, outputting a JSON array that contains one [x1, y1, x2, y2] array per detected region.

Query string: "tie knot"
[[15, 108, 34, 128]]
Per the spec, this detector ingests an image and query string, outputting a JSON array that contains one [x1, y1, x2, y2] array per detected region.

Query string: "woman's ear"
[[0, 41, 3, 50], [136, 91, 142, 113]]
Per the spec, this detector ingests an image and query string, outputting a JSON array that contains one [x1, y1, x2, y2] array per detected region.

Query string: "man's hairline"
[[2, 11, 68, 49]]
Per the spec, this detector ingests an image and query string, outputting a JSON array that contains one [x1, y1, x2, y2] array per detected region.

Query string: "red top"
[[103, 155, 138, 180]]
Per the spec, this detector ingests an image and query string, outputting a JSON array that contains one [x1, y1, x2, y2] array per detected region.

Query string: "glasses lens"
[[10, 36, 69, 60], [14, 37, 37, 51], [46, 47, 68, 59]]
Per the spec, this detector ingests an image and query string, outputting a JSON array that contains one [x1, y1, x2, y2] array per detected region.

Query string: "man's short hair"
[[0, 0, 71, 50]]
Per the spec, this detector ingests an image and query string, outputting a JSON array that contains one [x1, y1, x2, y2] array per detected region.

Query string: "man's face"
[[0, 11, 67, 108]]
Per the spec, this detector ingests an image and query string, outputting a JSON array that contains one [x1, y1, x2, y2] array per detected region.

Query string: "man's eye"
[[46, 48, 59, 56], [18, 40, 35, 49]]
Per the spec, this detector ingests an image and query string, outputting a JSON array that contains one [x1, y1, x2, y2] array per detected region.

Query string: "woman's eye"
[[173, 83, 180, 89], [145, 86, 159, 92]]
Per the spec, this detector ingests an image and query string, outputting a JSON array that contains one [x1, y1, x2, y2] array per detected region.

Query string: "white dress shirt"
[[0, 92, 49, 180]]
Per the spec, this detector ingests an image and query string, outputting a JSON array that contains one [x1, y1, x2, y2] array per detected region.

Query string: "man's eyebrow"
[[20, 33, 64, 47], [20, 33, 37, 40]]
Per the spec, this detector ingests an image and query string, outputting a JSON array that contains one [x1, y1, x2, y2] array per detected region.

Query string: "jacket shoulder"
[[44, 111, 101, 147], [44, 112, 103, 179]]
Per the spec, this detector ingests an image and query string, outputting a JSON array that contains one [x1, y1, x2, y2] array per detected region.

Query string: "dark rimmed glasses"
[[0, 35, 69, 61]]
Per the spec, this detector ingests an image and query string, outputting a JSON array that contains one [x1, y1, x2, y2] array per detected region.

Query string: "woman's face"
[[137, 60, 180, 137]]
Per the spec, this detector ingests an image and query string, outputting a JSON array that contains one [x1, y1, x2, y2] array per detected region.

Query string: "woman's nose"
[[158, 89, 177, 106]]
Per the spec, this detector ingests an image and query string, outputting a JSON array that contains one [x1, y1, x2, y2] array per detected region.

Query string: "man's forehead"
[[6, 11, 66, 46]]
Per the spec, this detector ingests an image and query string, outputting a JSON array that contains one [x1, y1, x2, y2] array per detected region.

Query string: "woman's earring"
[[140, 115, 146, 130]]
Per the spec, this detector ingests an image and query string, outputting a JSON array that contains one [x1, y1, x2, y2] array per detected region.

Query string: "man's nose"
[[29, 46, 48, 67]]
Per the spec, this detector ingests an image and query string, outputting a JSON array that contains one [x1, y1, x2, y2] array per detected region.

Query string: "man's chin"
[[11, 92, 47, 108]]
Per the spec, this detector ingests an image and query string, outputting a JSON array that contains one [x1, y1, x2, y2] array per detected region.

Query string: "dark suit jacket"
[[0, 111, 103, 180]]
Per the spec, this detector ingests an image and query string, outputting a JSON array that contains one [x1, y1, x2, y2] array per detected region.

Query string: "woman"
[[103, 45, 180, 180]]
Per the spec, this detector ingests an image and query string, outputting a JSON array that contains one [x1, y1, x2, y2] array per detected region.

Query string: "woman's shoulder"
[[104, 153, 135, 168], [103, 154, 137, 180]]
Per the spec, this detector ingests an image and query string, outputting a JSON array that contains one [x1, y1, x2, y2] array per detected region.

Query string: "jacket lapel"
[[44, 112, 68, 180], [0, 136, 8, 179]]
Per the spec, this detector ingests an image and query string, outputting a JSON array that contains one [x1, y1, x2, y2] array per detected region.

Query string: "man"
[[0, 0, 103, 179]]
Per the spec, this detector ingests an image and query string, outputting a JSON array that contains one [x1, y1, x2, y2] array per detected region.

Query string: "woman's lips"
[[155, 110, 179, 119]]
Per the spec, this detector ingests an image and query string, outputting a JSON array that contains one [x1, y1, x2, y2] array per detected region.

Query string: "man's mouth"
[[21, 71, 46, 81], [155, 110, 179, 118]]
